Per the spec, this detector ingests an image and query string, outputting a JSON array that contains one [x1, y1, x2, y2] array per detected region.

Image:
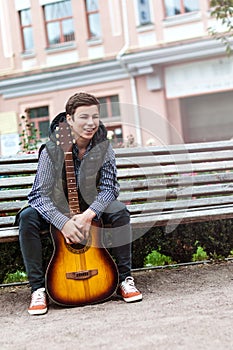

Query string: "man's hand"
[[61, 208, 96, 244]]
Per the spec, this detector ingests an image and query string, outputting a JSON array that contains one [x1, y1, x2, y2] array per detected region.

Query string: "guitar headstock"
[[55, 121, 74, 153]]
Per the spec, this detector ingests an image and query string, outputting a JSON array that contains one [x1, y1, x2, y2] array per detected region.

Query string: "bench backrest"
[[1, 140, 233, 232], [116, 140, 233, 219]]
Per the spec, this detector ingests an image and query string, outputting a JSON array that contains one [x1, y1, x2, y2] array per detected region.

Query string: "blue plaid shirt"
[[28, 143, 120, 230]]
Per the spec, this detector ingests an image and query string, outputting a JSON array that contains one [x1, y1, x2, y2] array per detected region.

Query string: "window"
[[26, 106, 50, 140], [164, 0, 199, 17], [98, 95, 122, 147], [85, 0, 101, 39], [98, 95, 120, 119], [137, 0, 151, 25], [19, 9, 34, 52], [43, 0, 75, 46]]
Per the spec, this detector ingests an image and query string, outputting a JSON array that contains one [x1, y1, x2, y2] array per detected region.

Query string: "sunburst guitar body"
[[45, 121, 119, 306]]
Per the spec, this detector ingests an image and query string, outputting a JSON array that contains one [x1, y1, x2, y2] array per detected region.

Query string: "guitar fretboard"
[[64, 151, 80, 215]]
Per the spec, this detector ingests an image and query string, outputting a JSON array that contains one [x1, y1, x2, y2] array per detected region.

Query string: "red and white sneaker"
[[117, 276, 142, 302], [28, 288, 48, 315]]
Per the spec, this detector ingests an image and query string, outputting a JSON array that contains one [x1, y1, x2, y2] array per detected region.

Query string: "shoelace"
[[30, 289, 46, 307], [121, 277, 138, 293]]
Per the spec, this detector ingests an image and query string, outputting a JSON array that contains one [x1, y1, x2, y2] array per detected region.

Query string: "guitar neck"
[[64, 151, 80, 215]]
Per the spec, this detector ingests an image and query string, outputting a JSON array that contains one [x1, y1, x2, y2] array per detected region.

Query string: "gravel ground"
[[1, 261, 233, 350]]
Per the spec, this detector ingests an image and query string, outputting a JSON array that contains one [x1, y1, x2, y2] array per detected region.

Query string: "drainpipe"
[[116, 0, 142, 146]]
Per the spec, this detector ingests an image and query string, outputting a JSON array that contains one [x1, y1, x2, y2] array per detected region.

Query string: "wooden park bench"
[[1, 140, 233, 243]]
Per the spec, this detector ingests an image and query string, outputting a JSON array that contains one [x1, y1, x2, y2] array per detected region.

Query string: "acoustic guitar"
[[45, 121, 119, 307]]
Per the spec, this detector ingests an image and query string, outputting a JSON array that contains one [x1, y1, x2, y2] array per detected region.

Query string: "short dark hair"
[[65, 92, 100, 116]]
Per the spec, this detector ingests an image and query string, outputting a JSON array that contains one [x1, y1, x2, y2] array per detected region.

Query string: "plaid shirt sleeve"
[[28, 148, 70, 230]]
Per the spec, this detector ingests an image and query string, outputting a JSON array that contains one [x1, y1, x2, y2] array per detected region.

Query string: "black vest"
[[44, 122, 109, 214]]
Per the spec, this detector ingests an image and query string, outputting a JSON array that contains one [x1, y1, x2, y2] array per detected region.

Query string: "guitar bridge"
[[66, 269, 98, 280]]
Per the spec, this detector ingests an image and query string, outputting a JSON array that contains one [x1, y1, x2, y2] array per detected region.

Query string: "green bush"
[[132, 219, 233, 268], [144, 249, 173, 267]]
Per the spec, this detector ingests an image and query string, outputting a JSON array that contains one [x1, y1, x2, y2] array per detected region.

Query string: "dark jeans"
[[18, 200, 132, 292]]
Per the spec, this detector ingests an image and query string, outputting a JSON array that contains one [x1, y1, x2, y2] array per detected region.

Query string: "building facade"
[[0, 0, 231, 155]]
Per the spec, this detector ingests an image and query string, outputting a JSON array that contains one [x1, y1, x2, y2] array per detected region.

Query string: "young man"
[[18, 92, 142, 315]]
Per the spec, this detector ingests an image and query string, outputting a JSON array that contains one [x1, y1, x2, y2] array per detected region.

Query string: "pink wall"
[[136, 75, 170, 145]]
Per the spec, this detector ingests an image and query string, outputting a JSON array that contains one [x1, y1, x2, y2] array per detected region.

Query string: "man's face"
[[67, 105, 100, 143]]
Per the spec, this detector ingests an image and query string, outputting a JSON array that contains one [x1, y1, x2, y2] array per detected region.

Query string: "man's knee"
[[18, 206, 46, 236], [104, 200, 130, 226], [19, 206, 39, 224]]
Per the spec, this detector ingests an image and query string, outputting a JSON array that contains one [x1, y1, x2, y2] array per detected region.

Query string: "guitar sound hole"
[[70, 238, 88, 250], [66, 236, 91, 254]]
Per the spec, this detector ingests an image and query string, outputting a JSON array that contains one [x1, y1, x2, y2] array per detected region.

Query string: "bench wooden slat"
[[119, 183, 233, 202], [0, 227, 20, 242], [0, 189, 30, 200], [130, 204, 233, 227], [117, 161, 233, 178], [0, 216, 15, 226], [127, 195, 233, 213], [114, 140, 233, 157], [0, 153, 38, 164], [0, 175, 35, 188], [116, 150, 233, 168], [0, 226, 49, 243], [0, 163, 38, 175], [0, 201, 27, 212], [119, 172, 233, 191]]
